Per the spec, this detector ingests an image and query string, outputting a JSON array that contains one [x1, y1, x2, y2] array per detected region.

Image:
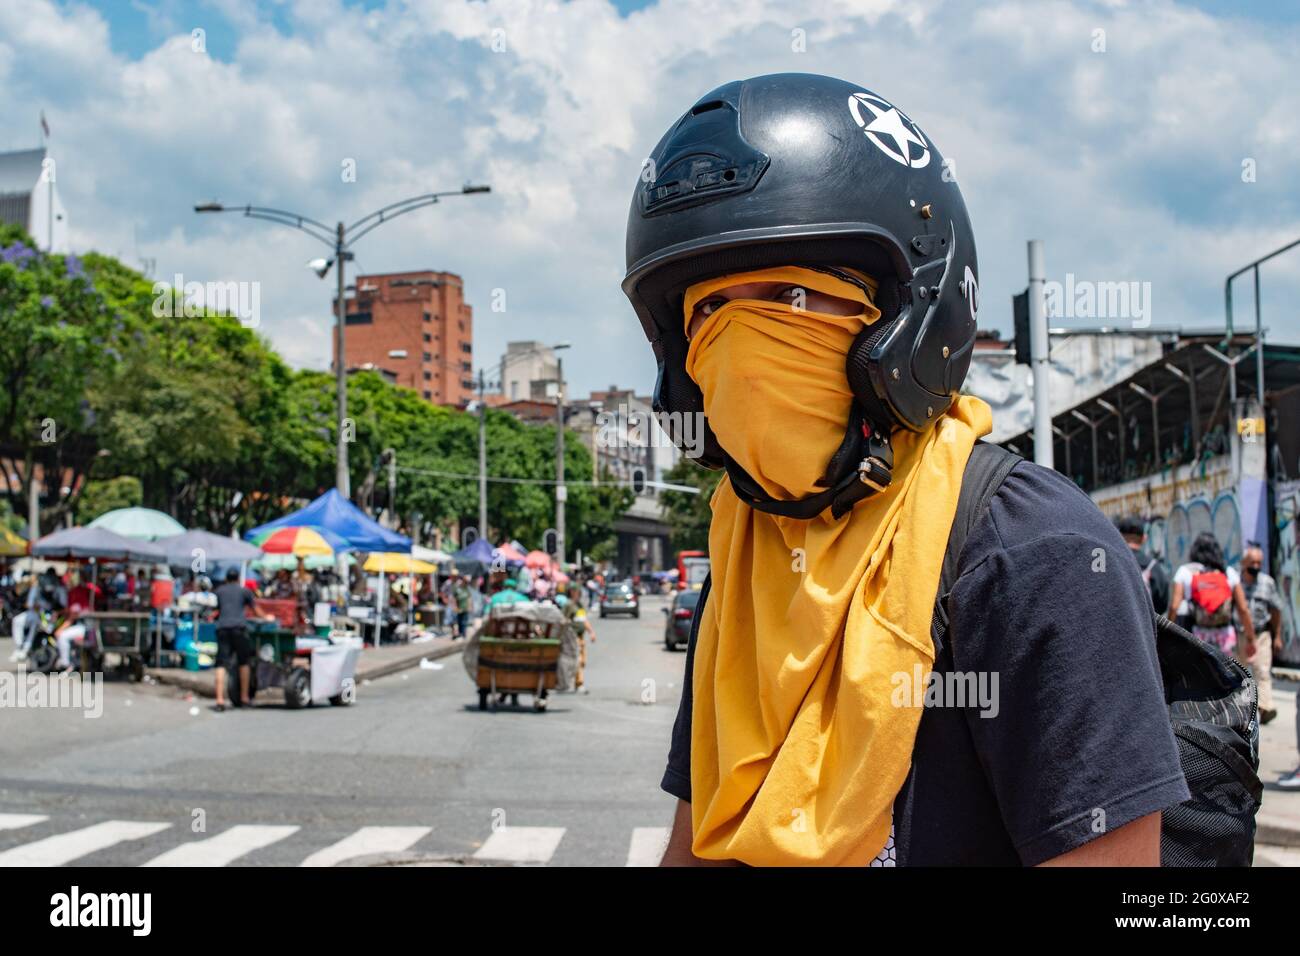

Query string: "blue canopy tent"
[[245, 489, 412, 553]]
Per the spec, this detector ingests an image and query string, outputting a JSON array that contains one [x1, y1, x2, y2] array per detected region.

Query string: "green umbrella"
[[88, 507, 185, 541]]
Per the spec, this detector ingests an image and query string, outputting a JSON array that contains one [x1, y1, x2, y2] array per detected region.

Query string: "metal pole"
[[335, 222, 350, 499], [386, 449, 397, 529], [1254, 265, 1266, 408], [555, 356, 566, 567], [27, 460, 39, 576], [1027, 240, 1054, 468], [478, 369, 488, 540]]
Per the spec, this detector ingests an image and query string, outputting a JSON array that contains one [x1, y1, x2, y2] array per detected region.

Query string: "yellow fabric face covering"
[[683, 266, 992, 866]]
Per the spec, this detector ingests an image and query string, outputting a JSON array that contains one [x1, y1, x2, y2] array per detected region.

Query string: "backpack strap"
[[930, 442, 1022, 653]]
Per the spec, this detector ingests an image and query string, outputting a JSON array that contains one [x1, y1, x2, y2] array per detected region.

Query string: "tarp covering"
[[246, 489, 411, 553], [461, 601, 580, 692]]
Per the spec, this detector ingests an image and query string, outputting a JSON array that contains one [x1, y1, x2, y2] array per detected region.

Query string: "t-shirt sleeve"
[[661, 604, 698, 803], [948, 462, 1190, 866]]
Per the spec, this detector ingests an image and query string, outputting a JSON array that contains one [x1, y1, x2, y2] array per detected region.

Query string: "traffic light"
[[543, 529, 558, 555], [631, 469, 646, 495], [1012, 289, 1030, 366]]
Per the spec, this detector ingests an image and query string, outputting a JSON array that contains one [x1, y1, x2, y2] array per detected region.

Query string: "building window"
[[459, 321, 465, 332], [423, 371, 432, 381], [423, 352, 432, 362], [422, 311, 432, 323], [423, 333, 431, 342], [460, 342, 472, 354], [461, 361, 472, 372], [461, 379, 474, 391], [345, 311, 372, 325], [423, 390, 432, 400]]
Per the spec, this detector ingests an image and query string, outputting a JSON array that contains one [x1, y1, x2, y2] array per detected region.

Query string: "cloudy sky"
[[2, 0, 1297, 399]]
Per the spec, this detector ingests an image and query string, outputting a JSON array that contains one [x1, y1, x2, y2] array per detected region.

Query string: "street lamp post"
[[555, 350, 567, 567], [195, 184, 490, 499]]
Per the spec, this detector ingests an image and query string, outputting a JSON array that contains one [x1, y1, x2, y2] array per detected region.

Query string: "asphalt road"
[[0, 594, 686, 867]]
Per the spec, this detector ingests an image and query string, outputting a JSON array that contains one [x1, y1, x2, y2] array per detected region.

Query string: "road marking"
[[0, 814, 47, 831], [300, 826, 431, 867], [142, 825, 299, 867], [0, 820, 171, 866], [473, 826, 566, 864], [626, 827, 668, 866]]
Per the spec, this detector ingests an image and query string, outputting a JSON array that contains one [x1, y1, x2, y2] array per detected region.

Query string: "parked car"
[[599, 581, 639, 619], [662, 588, 700, 650]]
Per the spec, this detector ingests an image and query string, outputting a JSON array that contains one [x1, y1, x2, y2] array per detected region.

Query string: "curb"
[[146, 641, 464, 699], [1257, 813, 1300, 848]]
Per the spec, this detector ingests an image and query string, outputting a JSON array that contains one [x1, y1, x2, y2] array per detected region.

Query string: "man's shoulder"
[[957, 457, 1125, 575]]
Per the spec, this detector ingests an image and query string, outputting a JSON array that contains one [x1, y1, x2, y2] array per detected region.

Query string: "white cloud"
[[0, 0, 1297, 403]]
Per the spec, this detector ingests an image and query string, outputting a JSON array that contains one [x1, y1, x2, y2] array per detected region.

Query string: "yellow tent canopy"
[[363, 552, 438, 575]]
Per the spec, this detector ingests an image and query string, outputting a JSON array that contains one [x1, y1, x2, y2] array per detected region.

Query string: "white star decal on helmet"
[[848, 93, 931, 169]]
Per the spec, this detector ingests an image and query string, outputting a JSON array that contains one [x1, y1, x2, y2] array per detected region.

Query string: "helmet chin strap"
[[721, 408, 895, 520]]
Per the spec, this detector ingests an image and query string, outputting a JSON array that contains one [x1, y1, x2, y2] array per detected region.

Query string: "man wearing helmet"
[[625, 74, 1188, 866]]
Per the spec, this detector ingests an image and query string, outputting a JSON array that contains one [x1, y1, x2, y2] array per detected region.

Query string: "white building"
[[500, 341, 560, 403], [0, 147, 68, 253]]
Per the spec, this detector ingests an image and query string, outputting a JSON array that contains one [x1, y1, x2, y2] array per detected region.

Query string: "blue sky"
[[4, 0, 1299, 399]]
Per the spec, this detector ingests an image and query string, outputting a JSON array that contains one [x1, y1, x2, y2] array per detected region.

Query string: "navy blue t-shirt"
[[661, 461, 1190, 866]]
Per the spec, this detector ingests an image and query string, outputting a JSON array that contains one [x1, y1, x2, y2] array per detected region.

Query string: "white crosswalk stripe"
[[142, 825, 300, 867], [299, 826, 431, 867], [473, 826, 566, 864], [0, 820, 171, 866], [626, 827, 668, 866], [0, 813, 47, 832]]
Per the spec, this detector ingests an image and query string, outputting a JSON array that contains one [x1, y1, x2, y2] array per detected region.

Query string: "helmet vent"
[[691, 100, 726, 115]]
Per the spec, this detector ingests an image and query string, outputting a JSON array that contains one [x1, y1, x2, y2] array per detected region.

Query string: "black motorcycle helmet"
[[622, 73, 979, 519]]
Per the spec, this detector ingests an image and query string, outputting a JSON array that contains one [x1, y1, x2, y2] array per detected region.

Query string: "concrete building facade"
[[333, 270, 474, 406]]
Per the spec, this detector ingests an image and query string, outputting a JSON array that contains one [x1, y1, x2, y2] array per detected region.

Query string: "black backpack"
[[937, 442, 1262, 867]]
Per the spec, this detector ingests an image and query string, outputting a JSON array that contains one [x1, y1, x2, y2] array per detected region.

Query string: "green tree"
[[0, 225, 116, 530], [659, 457, 721, 553]]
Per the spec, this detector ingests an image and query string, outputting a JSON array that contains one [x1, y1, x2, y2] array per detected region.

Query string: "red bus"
[[676, 550, 710, 590]]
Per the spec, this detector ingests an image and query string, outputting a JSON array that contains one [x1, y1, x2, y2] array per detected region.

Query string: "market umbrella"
[[32, 527, 165, 563], [155, 529, 262, 567], [252, 552, 355, 572], [363, 553, 438, 575], [249, 525, 348, 556], [246, 488, 410, 553], [0, 525, 28, 557], [88, 507, 185, 541], [495, 541, 526, 563], [411, 545, 452, 564], [524, 550, 551, 570]]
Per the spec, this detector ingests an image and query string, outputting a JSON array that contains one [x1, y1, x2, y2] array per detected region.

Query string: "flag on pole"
[[40, 111, 50, 139]]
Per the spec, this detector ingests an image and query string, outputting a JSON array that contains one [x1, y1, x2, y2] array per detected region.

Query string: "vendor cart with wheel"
[[227, 620, 363, 710], [462, 602, 578, 712], [79, 611, 150, 682]]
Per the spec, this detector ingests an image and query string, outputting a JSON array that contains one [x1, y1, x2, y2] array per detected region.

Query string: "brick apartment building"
[[331, 270, 475, 406]]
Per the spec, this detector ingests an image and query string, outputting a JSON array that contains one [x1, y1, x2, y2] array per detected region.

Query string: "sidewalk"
[[144, 636, 464, 698], [1257, 675, 1300, 847], [0, 634, 463, 695]]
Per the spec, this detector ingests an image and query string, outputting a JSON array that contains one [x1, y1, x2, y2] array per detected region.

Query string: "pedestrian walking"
[[1168, 532, 1256, 657], [1237, 542, 1282, 725], [1117, 516, 1170, 614], [213, 567, 256, 712], [627, 73, 1191, 867]]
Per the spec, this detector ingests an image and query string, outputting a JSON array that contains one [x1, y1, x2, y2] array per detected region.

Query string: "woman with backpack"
[[1168, 532, 1256, 657]]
